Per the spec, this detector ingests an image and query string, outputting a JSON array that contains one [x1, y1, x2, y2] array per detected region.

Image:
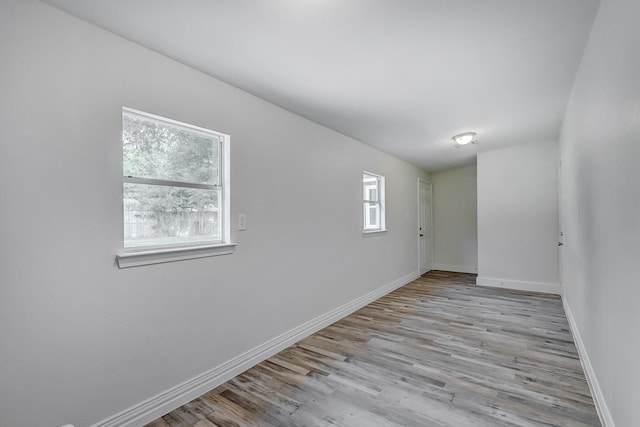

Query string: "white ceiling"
[[42, 0, 600, 171]]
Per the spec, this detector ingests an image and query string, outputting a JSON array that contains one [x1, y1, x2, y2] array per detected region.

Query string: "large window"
[[122, 108, 229, 250], [363, 171, 385, 232]]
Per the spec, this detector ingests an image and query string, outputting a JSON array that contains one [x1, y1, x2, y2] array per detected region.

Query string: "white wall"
[[431, 165, 477, 273], [559, 0, 640, 424], [477, 142, 560, 293], [0, 2, 428, 426]]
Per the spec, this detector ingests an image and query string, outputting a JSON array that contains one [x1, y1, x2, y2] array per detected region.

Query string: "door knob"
[[557, 242, 563, 246], [420, 234, 424, 237]]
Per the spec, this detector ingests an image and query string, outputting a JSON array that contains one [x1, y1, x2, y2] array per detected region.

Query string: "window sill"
[[116, 243, 237, 268], [362, 229, 387, 236]]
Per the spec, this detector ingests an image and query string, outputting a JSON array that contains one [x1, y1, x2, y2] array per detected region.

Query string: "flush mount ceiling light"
[[452, 132, 477, 146]]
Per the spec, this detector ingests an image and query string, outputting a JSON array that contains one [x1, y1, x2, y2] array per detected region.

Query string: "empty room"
[[1, 0, 638, 426]]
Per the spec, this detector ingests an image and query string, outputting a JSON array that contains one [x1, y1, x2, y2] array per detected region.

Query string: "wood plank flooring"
[[145, 271, 600, 427]]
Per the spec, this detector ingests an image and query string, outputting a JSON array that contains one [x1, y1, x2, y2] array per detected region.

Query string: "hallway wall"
[[559, 0, 640, 424], [431, 165, 478, 273], [0, 2, 428, 426], [477, 142, 560, 294]]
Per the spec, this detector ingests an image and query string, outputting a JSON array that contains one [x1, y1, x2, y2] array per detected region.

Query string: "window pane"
[[124, 183, 221, 248], [363, 184, 379, 201], [363, 174, 379, 201], [123, 111, 219, 185], [364, 202, 380, 230]]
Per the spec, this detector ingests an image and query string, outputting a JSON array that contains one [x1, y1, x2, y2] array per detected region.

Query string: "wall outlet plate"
[[238, 214, 247, 231]]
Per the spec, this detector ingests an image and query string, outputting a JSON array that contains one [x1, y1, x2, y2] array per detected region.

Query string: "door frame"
[[558, 160, 564, 288], [418, 178, 433, 274]]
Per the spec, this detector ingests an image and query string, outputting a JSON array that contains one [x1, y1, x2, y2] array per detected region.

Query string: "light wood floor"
[[146, 271, 600, 427]]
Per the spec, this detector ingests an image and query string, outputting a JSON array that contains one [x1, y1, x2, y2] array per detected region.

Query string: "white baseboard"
[[476, 276, 561, 294], [562, 297, 615, 427], [432, 263, 478, 274], [91, 270, 420, 427]]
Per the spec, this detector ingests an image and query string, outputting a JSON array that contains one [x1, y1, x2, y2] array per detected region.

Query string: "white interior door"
[[418, 180, 433, 274]]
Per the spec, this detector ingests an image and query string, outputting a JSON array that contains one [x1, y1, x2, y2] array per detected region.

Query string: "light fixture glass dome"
[[452, 132, 476, 145]]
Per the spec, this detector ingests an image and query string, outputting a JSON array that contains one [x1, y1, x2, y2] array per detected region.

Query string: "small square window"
[[363, 172, 385, 232]]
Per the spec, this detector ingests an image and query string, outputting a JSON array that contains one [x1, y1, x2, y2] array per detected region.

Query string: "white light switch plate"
[[238, 214, 247, 231]]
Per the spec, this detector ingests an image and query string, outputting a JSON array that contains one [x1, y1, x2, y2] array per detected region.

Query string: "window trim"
[[123, 176, 221, 191], [362, 171, 386, 233], [116, 243, 236, 268], [117, 107, 233, 267]]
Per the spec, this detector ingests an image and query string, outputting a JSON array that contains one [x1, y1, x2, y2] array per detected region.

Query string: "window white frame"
[[363, 171, 386, 233], [116, 107, 234, 268]]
